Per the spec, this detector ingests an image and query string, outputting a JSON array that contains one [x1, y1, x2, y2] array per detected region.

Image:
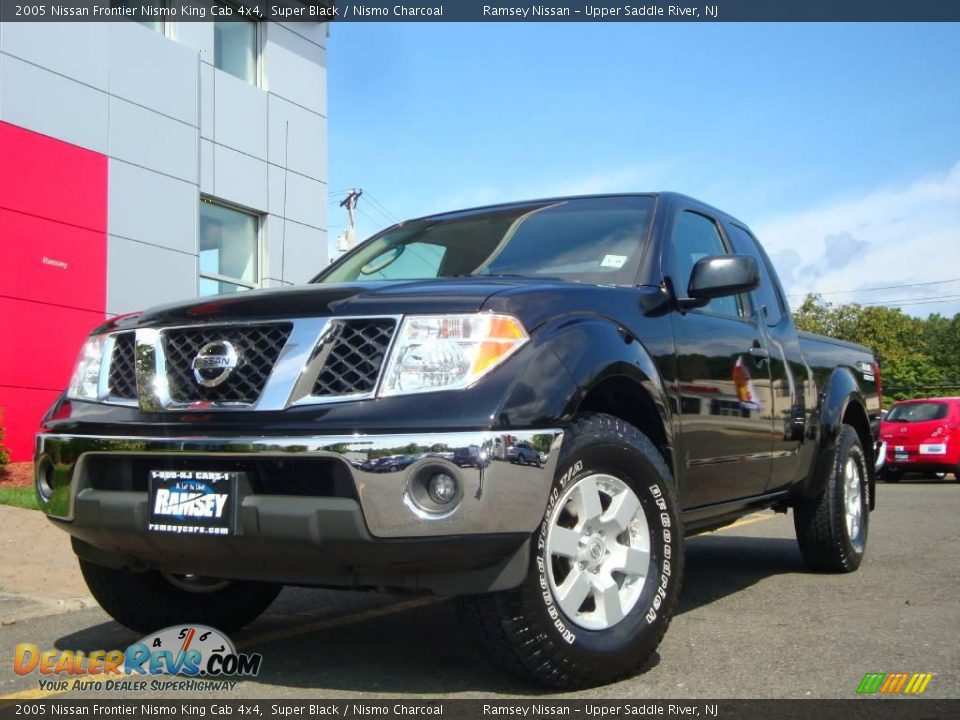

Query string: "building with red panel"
[[0, 18, 329, 460]]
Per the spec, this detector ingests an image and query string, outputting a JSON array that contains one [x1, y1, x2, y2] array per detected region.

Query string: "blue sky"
[[327, 23, 960, 315]]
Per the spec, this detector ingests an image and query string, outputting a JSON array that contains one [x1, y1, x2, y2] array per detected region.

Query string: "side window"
[[727, 225, 785, 326], [670, 211, 742, 319]]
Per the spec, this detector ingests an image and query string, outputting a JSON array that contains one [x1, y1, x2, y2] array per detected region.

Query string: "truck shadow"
[[53, 535, 805, 695], [678, 535, 804, 614]]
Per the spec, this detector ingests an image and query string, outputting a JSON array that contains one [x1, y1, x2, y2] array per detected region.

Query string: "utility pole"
[[336, 188, 363, 252]]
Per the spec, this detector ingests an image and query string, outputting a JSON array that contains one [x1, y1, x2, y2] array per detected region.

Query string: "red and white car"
[[880, 398, 960, 481]]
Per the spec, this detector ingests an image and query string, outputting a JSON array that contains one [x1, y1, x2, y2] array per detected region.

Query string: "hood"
[[101, 277, 559, 331]]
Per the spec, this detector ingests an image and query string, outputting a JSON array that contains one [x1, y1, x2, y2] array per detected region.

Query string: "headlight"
[[379, 313, 528, 396], [67, 335, 106, 400]]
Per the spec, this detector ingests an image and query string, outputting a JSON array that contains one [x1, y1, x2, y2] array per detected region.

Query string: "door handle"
[[749, 343, 769, 360]]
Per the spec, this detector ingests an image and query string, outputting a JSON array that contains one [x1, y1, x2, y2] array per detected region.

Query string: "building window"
[[214, 3, 259, 84], [111, 0, 167, 34], [199, 199, 260, 296]]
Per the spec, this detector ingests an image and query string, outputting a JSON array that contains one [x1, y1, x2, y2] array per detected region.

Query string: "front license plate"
[[895, 452, 909, 462], [148, 469, 237, 535]]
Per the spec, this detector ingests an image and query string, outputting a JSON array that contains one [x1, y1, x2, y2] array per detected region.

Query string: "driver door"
[[667, 209, 774, 509]]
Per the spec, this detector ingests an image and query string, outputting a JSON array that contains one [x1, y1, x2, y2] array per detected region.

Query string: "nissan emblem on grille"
[[192, 340, 240, 388]]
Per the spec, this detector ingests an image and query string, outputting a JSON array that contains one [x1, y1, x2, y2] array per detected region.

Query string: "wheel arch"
[[547, 317, 676, 479], [802, 367, 876, 507]]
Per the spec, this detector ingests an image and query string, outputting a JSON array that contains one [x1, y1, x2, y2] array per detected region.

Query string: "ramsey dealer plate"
[[148, 469, 238, 535]]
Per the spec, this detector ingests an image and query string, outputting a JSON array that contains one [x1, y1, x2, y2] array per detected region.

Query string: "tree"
[[793, 294, 949, 404]]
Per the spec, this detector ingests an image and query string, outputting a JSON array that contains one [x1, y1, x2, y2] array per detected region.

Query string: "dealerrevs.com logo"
[[14, 625, 262, 692]]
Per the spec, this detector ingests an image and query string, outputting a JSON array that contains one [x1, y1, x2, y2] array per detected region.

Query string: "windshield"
[[885, 402, 949, 423], [313, 196, 654, 286]]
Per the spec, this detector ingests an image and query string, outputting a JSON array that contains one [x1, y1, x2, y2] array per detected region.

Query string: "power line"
[[363, 192, 400, 223], [362, 202, 397, 226], [357, 207, 388, 228], [859, 295, 960, 308], [787, 278, 960, 298]]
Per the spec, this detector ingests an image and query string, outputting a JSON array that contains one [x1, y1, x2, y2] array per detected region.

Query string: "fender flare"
[[802, 366, 874, 503], [531, 315, 675, 471]]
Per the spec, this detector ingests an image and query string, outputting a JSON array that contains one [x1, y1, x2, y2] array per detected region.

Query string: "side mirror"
[[687, 255, 760, 300]]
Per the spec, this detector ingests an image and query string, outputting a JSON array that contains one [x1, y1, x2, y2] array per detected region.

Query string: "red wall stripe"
[[0, 122, 107, 462]]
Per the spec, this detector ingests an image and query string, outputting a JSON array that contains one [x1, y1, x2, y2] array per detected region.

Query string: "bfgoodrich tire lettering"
[[460, 413, 683, 689], [794, 424, 870, 572]]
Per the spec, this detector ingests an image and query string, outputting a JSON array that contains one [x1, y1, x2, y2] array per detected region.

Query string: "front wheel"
[[79, 559, 282, 633], [794, 424, 869, 572], [460, 413, 683, 689]]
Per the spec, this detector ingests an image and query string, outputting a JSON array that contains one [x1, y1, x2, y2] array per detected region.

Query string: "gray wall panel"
[[199, 62, 214, 139], [282, 171, 327, 230], [264, 213, 285, 282], [109, 159, 198, 255], [264, 213, 327, 284], [212, 144, 268, 212], [107, 235, 197, 315], [277, 22, 327, 49], [200, 139, 214, 194], [109, 97, 198, 183], [0, 22, 109, 90], [268, 93, 326, 181], [2, 20, 326, 312], [174, 23, 214, 59], [0, 55, 108, 153], [280, 217, 327, 284], [265, 24, 327, 116], [108, 23, 198, 126], [213, 70, 267, 158]]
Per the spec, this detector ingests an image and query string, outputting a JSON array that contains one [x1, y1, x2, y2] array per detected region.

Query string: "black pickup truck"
[[36, 193, 882, 688]]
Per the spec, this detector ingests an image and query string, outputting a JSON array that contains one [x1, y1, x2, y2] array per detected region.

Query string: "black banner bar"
[[1, 700, 959, 719], [3, 1, 960, 23]]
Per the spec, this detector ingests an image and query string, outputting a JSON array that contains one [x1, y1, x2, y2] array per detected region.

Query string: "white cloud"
[[755, 162, 960, 316], [426, 164, 669, 218]]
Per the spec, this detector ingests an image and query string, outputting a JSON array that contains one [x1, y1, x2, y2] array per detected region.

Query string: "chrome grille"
[[162, 324, 292, 405], [107, 333, 138, 400], [312, 319, 396, 397]]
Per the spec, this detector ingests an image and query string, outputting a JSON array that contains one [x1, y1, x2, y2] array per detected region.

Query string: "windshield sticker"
[[601, 254, 627, 268]]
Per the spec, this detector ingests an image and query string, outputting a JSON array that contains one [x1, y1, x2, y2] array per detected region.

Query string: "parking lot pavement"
[[1, 480, 957, 700]]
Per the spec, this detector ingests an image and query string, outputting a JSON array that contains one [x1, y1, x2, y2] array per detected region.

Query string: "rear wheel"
[[79, 559, 281, 633], [794, 425, 869, 572], [460, 413, 683, 689]]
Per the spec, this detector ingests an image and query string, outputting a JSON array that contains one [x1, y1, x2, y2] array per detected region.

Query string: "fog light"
[[36, 457, 54, 502], [428, 473, 458, 505]]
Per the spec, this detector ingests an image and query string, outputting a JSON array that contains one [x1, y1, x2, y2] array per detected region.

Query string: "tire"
[[460, 413, 683, 689], [794, 424, 869, 573], [883, 468, 902, 483], [79, 559, 282, 634]]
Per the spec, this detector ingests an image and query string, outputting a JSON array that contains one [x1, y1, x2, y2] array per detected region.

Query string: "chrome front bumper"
[[35, 430, 563, 539]]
